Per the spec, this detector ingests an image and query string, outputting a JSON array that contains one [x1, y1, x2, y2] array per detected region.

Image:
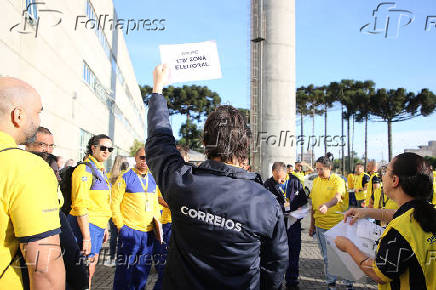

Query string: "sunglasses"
[[99, 145, 114, 152], [138, 155, 146, 160]]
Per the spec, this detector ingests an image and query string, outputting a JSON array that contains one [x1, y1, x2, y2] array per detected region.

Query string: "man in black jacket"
[[146, 65, 288, 290], [264, 162, 308, 290]]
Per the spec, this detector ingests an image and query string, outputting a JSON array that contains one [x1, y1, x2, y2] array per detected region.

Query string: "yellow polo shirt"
[[347, 173, 355, 191], [432, 171, 436, 205], [309, 173, 348, 230], [111, 168, 161, 232], [70, 156, 112, 229], [0, 132, 60, 289], [158, 191, 172, 224]]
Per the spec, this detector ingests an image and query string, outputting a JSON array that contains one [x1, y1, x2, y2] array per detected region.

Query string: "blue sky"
[[113, 0, 436, 162]]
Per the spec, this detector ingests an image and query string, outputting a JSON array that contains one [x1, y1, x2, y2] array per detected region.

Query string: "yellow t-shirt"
[[292, 171, 305, 185], [158, 191, 172, 224], [366, 172, 381, 207], [347, 173, 355, 190], [432, 171, 436, 205], [70, 156, 112, 229], [373, 187, 398, 210], [0, 132, 61, 289], [111, 168, 161, 231], [354, 172, 370, 201], [310, 173, 348, 230]]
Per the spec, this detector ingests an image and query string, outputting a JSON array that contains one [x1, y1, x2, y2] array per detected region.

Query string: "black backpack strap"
[[0, 147, 22, 153], [77, 162, 102, 188], [0, 250, 19, 280]]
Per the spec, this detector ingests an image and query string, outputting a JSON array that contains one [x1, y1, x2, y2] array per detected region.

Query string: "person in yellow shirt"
[[293, 161, 314, 187], [432, 168, 436, 204], [347, 170, 357, 207], [0, 77, 64, 290], [365, 161, 381, 208], [107, 156, 130, 265], [309, 153, 352, 290], [353, 163, 370, 207], [151, 145, 188, 290], [111, 147, 161, 290], [335, 152, 436, 290], [67, 134, 113, 289]]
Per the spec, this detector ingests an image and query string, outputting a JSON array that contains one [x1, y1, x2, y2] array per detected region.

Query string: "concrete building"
[[405, 141, 436, 157], [250, 0, 296, 179], [0, 0, 146, 167]]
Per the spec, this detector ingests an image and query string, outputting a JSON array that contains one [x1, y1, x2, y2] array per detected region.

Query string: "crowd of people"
[[0, 66, 435, 290]]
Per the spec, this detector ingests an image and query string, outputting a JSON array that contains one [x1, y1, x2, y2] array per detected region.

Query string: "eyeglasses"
[[138, 156, 146, 160], [99, 145, 114, 152], [36, 142, 56, 149]]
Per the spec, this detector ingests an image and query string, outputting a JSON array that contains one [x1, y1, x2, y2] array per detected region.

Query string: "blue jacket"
[[146, 93, 288, 290]]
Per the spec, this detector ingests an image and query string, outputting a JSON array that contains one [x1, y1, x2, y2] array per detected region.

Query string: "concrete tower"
[[250, 0, 296, 179]]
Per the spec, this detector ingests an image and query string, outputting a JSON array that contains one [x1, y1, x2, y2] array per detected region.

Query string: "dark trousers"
[[109, 218, 118, 260], [60, 210, 88, 290], [152, 223, 172, 290], [285, 219, 301, 287], [113, 226, 154, 290], [348, 191, 358, 208]]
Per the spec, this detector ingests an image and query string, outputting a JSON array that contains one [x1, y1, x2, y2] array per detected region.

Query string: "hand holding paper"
[[153, 64, 170, 94], [159, 40, 222, 83]]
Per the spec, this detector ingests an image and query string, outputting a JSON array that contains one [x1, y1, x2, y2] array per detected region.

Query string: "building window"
[[79, 128, 92, 161], [25, 0, 38, 22], [86, 0, 111, 60]]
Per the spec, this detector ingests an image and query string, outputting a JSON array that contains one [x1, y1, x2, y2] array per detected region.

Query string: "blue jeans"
[[113, 226, 154, 290], [315, 226, 353, 287], [152, 223, 172, 290]]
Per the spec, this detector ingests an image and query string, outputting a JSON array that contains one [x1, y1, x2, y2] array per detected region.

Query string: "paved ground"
[[93, 217, 377, 289]]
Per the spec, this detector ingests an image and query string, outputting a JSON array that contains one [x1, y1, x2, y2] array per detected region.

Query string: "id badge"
[[145, 197, 152, 212], [284, 198, 290, 212]]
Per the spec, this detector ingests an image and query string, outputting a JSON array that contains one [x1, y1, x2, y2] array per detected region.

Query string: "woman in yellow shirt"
[[309, 153, 352, 290], [335, 152, 436, 290], [68, 134, 113, 288]]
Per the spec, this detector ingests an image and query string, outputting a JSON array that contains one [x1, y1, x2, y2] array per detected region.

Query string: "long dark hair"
[[86, 134, 111, 156], [391, 152, 436, 233]]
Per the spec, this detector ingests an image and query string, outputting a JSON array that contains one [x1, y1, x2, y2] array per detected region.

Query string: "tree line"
[[297, 80, 436, 172], [139, 82, 436, 172]]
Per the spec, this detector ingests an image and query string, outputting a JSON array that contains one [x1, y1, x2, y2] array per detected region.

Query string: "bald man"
[[0, 78, 65, 290], [111, 147, 162, 289]]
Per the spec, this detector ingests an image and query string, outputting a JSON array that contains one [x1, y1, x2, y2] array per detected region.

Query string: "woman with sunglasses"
[[68, 134, 113, 289], [335, 152, 436, 290]]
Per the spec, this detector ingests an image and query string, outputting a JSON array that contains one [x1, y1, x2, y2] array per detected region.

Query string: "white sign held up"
[[159, 40, 222, 83]]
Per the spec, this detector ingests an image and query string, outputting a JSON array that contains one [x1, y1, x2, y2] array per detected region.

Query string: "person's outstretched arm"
[[259, 205, 289, 290], [146, 65, 189, 202]]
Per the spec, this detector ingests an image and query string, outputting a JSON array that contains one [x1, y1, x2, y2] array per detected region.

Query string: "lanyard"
[[279, 182, 287, 199], [138, 172, 149, 193]]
